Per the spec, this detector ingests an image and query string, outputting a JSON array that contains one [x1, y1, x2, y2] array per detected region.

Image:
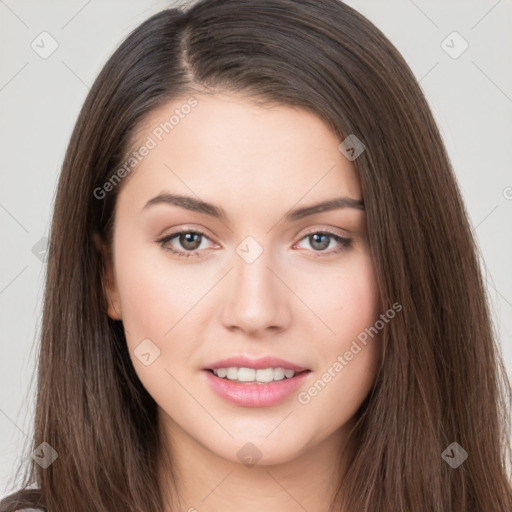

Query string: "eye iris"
[[180, 232, 202, 250], [310, 233, 330, 251]]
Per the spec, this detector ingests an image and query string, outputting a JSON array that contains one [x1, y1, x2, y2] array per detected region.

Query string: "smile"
[[211, 366, 299, 383], [204, 368, 311, 408]]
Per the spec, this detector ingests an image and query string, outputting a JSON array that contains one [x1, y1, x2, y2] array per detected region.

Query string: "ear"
[[93, 232, 122, 320]]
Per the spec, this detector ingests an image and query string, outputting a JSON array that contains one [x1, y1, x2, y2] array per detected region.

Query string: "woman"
[[2, 0, 511, 511]]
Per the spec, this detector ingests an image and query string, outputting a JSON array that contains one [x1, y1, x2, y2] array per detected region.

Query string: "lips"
[[203, 355, 311, 408]]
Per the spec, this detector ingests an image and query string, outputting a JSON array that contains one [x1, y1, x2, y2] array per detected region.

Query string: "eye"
[[157, 229, 215, 258], [293, 230, 352, 257]]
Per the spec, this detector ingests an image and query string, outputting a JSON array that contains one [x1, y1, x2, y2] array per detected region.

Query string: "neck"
[[156, 408, 356, 512]]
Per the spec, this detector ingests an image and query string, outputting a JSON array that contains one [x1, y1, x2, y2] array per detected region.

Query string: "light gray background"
[[1, 0, 511, 498]]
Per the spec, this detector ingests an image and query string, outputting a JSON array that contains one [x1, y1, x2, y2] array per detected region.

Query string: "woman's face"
[[103, 92, 381, 466]]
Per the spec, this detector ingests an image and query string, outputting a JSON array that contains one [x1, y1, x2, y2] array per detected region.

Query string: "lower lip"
[[203, 370, 310, 408]]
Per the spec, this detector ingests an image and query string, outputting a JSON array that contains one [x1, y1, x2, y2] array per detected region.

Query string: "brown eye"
[[177, 232, 203, 251], [295, 231, 352, 256], [157, 230, 213, 258], [309, 233, 330, 251]]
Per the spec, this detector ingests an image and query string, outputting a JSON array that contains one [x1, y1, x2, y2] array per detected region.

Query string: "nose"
[[220, 247, 292, 337]]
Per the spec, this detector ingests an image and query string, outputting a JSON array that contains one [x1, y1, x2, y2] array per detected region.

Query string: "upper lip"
[[205, 356, 308, 372]]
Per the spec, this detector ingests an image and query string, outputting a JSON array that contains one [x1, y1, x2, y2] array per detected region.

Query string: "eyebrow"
[[142, 192, 364, 222]]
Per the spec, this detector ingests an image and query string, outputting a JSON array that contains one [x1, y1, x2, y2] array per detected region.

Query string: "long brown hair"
[[2, 1, 511, 511]]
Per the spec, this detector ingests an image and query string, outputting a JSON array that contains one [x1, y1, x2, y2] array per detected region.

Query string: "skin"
[[102, 92, 382, 512]]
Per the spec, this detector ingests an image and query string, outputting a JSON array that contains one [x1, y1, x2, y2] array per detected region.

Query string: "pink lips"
[[203, 356, 310, 408]]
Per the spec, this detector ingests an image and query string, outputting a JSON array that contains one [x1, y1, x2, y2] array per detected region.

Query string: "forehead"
[[116, 93, 361, 220]]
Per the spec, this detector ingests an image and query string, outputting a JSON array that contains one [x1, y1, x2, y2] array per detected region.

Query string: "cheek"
[[334, 254, 381, 376], [294, 253, 381, 425], [299, 339, 380, 440], [112, 240, 206, 403], [113, 238, 204, 343], [340, 256, 380, 337], [308, 251, 380, 346]]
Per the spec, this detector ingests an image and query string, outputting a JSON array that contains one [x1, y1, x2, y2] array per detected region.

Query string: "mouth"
[[205, 367, 310, 384], [202, 357, 311, 407]]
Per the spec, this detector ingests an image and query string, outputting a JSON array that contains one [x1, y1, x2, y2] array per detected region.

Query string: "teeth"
[[284, 369, 295, 378], [238, 367, 256, 382], [254, 368, 274, 383], [211, 367, 298, 383], [273, 367, 285, 380]]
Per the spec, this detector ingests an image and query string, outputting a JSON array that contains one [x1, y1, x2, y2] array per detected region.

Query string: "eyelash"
[[156, 229, 352, 259]]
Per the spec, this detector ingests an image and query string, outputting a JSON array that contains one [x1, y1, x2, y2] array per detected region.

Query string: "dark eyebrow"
[[142, 192, 364, 222], [285, 196, 364, 221]]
